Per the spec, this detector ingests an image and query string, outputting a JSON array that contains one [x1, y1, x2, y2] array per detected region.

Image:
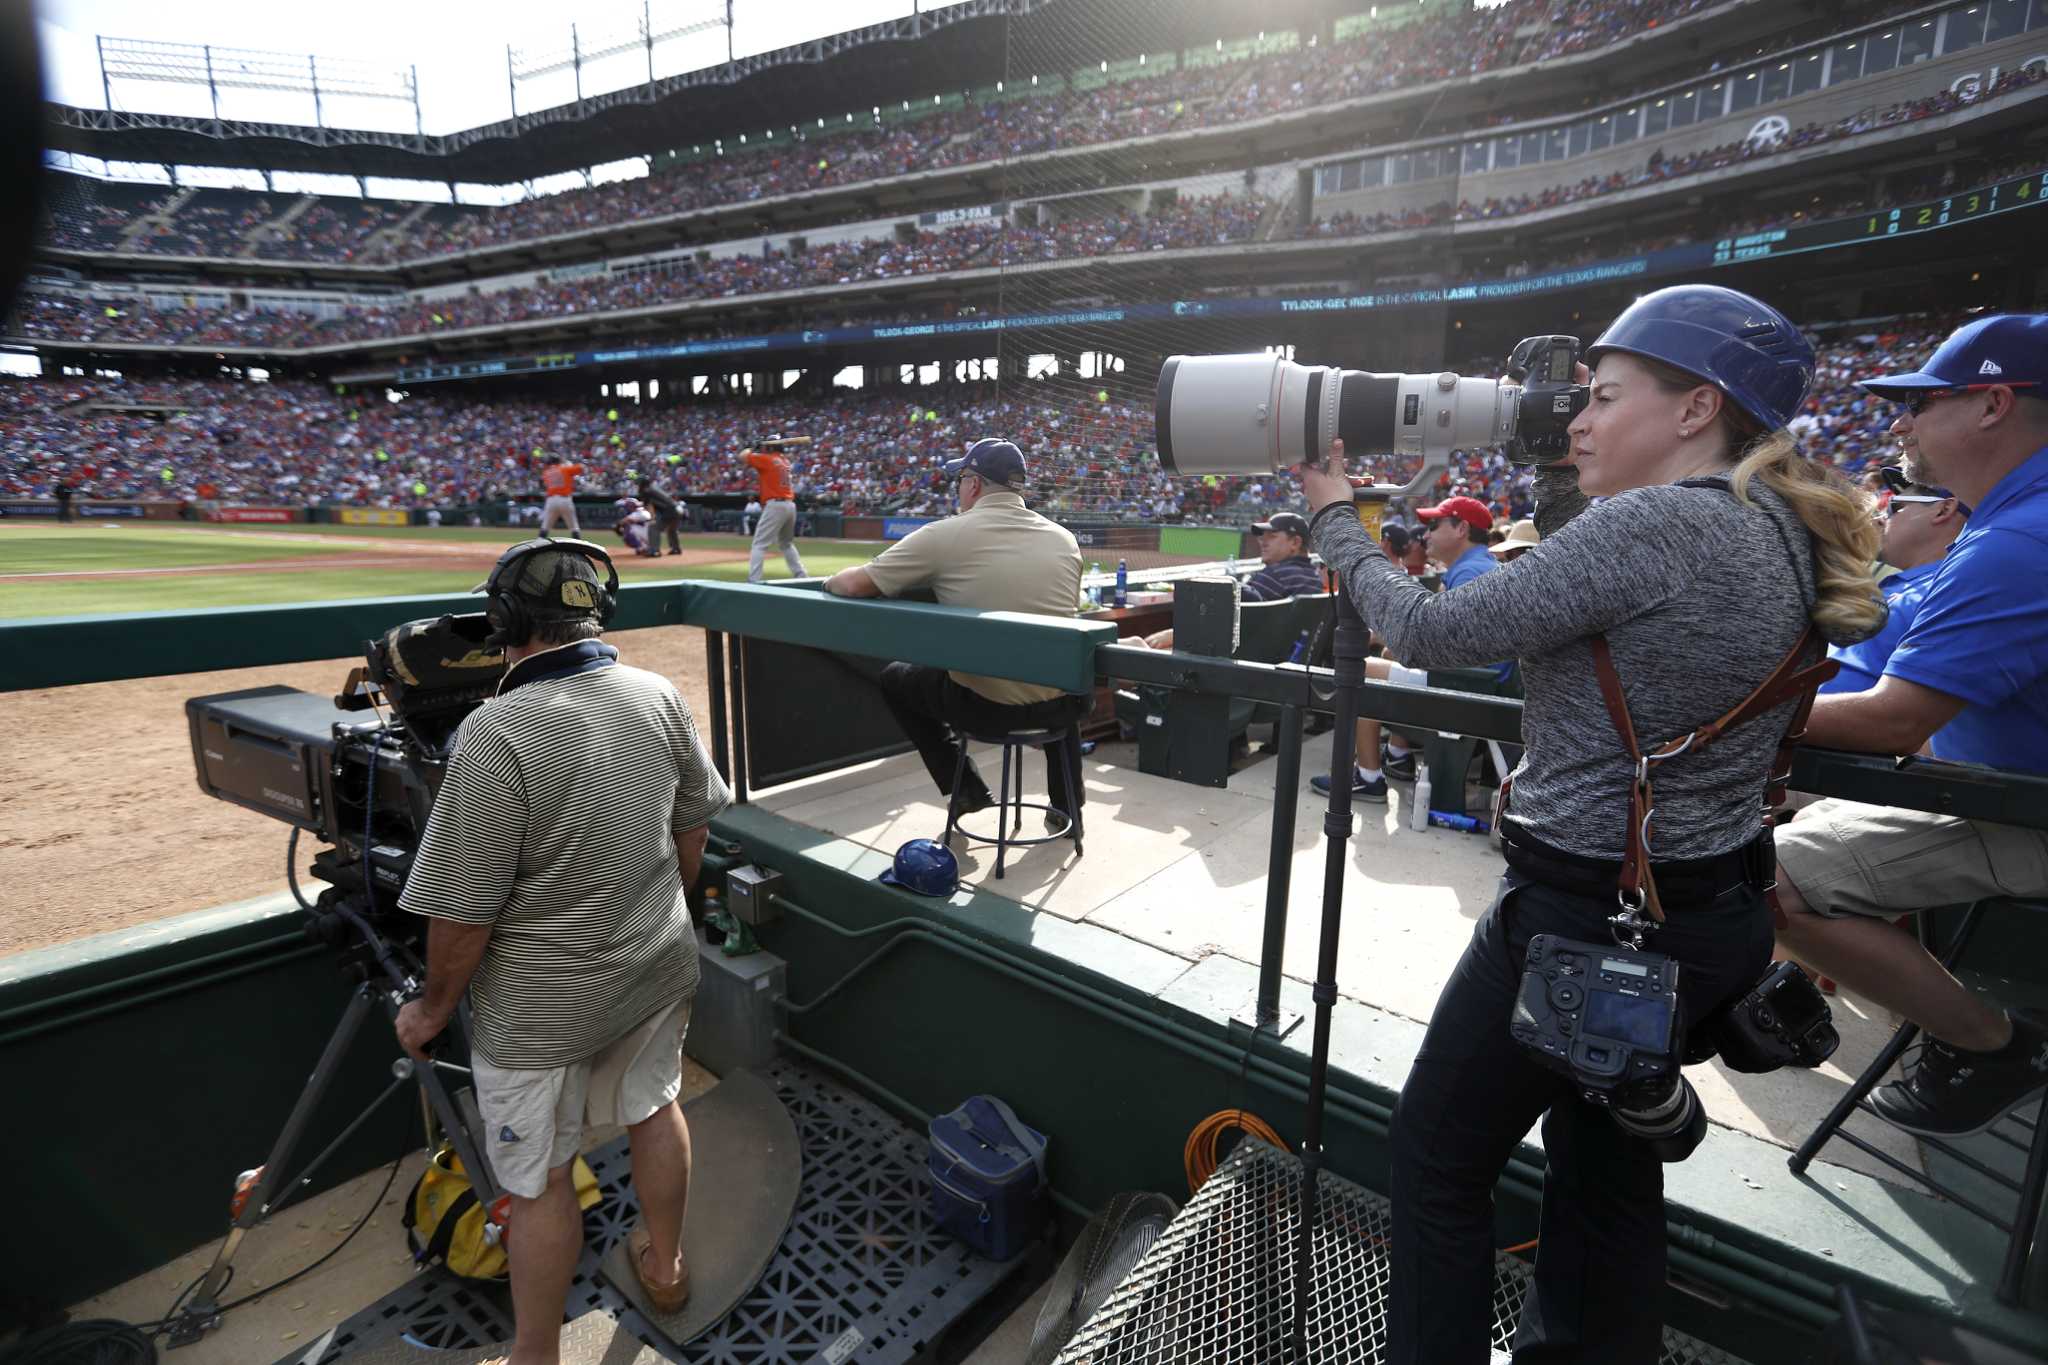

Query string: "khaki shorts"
[[1775, 798, 2048, 919], [472, 995, 693, 1198]]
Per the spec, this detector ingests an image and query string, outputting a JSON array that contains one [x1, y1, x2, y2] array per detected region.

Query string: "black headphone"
[[479, 537, 619, 649]]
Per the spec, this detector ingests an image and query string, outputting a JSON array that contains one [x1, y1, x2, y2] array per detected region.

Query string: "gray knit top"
[[1310, 467, 1867, 860]]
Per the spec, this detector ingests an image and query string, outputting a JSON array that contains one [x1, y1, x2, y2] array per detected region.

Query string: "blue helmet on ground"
[[1584, 284, 1814, 433], [878, 839, 959, 897]]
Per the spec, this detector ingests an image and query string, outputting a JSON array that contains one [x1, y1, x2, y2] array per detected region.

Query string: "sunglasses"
[[1883, 495, 1947, 515], [1901, 380, 2040, 417]]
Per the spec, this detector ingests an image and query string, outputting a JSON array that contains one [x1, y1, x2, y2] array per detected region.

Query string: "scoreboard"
[[1713, 169, 2048, 265], [396, 352, 578, 384]]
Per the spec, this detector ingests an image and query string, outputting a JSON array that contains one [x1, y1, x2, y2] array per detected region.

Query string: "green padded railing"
[[0, 580, 1117, 694]]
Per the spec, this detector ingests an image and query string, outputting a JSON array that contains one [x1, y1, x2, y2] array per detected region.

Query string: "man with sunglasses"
[[1819, 466, 1967, 696], [1774, 314, 2048, 1138]]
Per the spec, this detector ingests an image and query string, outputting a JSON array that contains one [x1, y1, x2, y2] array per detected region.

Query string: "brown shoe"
[[627, 1224, 691, 1314]]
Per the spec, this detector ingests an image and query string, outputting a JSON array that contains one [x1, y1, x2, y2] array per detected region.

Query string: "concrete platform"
[[753, 735, 1924, 1186]]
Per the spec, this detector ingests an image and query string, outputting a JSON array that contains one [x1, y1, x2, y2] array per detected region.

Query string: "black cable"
[[133, 1083, 412, 1341], [208, 1124, 408, 1318], [0, 1317, 157, 1365], [286, 826, 315, 912]]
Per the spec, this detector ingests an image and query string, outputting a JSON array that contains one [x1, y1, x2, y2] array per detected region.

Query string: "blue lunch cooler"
[[927, 1095, 1049, 1260]]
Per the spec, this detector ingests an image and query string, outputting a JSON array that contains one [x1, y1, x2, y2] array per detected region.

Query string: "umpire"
[[394, 537, 730, 1358], [637, 475, 686, 556], [823, 438, 1088, 823]]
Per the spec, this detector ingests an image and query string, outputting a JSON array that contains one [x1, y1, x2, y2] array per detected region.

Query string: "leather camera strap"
[[1589, 627, 1835, 923]]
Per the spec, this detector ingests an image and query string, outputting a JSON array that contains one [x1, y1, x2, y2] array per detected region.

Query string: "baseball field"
[[0, 520, 883, 618], [0, 521, 882, 958]]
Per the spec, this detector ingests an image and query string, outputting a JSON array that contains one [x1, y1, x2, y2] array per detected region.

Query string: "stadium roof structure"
[[45, 0, 1369, 186]]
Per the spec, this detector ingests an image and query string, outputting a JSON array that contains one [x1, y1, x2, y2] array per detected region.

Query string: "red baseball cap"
[[1416, 495, 1494, 532]]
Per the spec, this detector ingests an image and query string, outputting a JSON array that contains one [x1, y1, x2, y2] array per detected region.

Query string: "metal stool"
[[1788, 896, 2048, 1304], [940, 725, 1084, 880]]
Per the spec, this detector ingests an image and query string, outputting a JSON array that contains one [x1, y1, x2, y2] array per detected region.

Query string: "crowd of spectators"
[[0, 312, 1959, 530], [6, 192, 1276, 348], [14, 98, 2039, 359], [39, 0, 1730, 266]]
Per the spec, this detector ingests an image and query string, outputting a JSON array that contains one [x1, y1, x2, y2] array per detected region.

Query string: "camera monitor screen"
[[1584, 991, 1672, 1050]]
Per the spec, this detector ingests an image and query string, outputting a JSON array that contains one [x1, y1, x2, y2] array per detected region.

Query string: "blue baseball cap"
[[942, 438, 1027, 488], [1859, 314, 2048, 398]]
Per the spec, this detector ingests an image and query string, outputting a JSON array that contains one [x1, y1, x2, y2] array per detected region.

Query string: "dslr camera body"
[[1511, 934, 1683, 1106], [1511, 934, 1707, 1163], [1704, 959, 1840, 1073]]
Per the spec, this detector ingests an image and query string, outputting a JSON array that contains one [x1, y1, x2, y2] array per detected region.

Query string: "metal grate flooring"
[[1052, 1138, 1751, 1365], [286, 1059, 1032, 1363]]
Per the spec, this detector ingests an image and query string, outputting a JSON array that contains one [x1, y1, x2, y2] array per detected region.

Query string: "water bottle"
[[1409, 769, 1432, 832], [1428, 810, 1491, 834], [1088, 561, 1103, 607], [1115, 558, 1128, 608], [1286, 630, 1309, 664]]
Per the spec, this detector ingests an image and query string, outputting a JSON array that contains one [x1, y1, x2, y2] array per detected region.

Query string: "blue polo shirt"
[[1442, 543, 1497, 589], [1821, 559, 1941, 695], [1881, 443, 2048, 773], [1439, 543, 1517, 685]]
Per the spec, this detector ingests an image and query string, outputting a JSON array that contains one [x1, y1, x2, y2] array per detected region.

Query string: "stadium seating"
[[0, 318, 1954, 524], [35, 0, 1737, 267], [14, 121, 2038, 355]]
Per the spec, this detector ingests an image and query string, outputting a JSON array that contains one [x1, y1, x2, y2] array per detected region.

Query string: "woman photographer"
[[1296, 285, 1885, 1364]]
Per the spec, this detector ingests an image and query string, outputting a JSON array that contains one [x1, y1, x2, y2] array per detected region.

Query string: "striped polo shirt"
[[1241, 555, 1324, 602], [398, 640, 731, 1069]]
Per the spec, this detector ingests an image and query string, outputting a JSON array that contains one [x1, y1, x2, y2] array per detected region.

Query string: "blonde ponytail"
[[1728, 430, 1887, 641]]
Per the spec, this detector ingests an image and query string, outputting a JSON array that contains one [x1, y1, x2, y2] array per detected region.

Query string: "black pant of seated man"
[[878, 662, 1088, 820]]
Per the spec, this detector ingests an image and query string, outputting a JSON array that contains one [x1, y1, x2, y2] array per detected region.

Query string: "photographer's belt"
[[1588, 627, 1835, 945], [1500, 820, 1773, 906]]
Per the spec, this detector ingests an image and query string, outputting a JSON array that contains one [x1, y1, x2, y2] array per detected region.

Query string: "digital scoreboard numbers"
[[1713, 170, 2048, 266]]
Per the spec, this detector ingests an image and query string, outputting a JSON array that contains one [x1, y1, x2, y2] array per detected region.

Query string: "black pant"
[[877, 662, 1088, 815], [1387, 869, 1771, 1364], [642, 508, 682, 553]]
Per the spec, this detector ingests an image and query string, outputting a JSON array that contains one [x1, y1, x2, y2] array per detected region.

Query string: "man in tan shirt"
[[824, 438, 1086, 820]]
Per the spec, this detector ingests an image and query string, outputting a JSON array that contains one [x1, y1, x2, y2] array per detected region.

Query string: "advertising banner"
[[79, 503, 146, 518], [210, 507, 301, 523], [337, 507, 411, 526], [882, 518, 934, 540]]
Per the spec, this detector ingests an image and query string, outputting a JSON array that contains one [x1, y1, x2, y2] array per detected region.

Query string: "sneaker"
[[1382, 747, 1417, 783], [1309, 770, 1389, 804], [1866, 1009, 2048, 1137]]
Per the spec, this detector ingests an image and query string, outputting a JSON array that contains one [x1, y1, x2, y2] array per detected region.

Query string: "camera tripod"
[[165, 895, 502, 1349]]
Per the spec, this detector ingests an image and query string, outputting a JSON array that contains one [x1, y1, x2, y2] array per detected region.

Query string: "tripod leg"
[[171, 983, 381, 1344]]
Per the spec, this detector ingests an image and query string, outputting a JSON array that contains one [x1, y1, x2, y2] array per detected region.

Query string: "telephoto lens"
[[1154, 353, 1516, 477]]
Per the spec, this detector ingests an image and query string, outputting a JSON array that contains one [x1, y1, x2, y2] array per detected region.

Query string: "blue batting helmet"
[[1585, 285, 1814, 433], [878, 839, 959, 897]]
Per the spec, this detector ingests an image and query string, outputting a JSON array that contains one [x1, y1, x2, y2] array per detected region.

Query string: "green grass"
[[0, 525, 365, 573], [0, 523, 879, 619]]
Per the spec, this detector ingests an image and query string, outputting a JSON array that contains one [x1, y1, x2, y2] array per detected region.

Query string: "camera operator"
[[1296, 285, 1885, 1364], [394, 539, 730, 1363]]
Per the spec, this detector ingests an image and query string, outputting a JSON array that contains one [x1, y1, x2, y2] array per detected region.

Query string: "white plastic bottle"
[[1409, 768, 1433, 832]]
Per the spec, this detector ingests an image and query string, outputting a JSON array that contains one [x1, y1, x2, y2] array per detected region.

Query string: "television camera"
[[166, 613, 504, 1346]]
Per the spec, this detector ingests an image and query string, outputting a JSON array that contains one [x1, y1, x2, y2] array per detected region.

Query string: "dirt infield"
[[0, 626, 713, 959]]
